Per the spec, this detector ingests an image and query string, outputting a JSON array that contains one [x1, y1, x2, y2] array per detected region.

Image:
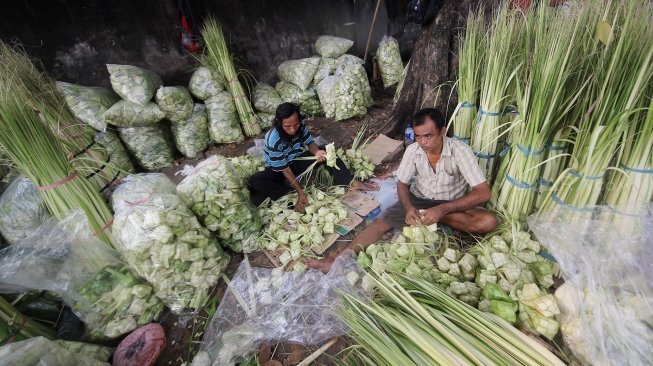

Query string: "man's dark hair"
[[274, 102, 303, 141], [413, 108, 446, 130]]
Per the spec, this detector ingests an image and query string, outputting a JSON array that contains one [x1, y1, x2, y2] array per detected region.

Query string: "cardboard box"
[[312, 211, 363, 255], [340, 189, 380, 217], [362, 134, 404, 165]]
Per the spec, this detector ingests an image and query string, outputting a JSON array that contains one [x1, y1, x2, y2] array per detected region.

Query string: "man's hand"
[[295, 193, 309, 213], [420, 205, 446, 225], [405, 206, 422, 226], [315, 150, 327, 162]]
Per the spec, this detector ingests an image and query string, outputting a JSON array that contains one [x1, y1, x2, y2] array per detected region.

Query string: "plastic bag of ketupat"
[[256, 112, 275, 130], [0, 176, 50, 245], [102, 100, 165, 128], [0, 337, 110, 366], [275, 81, 317, 105], [277, 57, 320, 91], [112, 175, 230, 313], [188, 66, 224, 101], [171, 103, 210, 158], [94, 129, 136, 175], [155, 86, 194, 122], [205, 91, 245, 144], [314, 35, 354, 58], [118, 126, 174, 170], [299, 97, 324, 117], [0, 211, 165, 339], [56, 81, 119, 132], [252, 83, 283, 114], [312, 57, 338, 87], [176, 155, 262, 253], [192, 251, 368, 366], [375, 36, 403, 88], [338, 58, 373, 108], [110, 173, 177, 212], [106, 64, 163, 106], [528, 204, 653, 366], [317, 66, 367, 121]]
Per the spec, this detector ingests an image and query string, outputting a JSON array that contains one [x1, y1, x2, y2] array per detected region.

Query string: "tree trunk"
[[381, 0, 499, 136]]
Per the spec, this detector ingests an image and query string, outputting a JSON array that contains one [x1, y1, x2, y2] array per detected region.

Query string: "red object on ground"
[[113, 323, 166, 366]]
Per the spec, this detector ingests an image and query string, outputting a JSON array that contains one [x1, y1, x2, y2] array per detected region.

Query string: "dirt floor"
[[154, 95, 400, 366]]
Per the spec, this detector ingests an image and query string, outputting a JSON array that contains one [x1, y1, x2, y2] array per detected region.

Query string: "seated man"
[[308, 108, 498, 272], [249, 102, 373, 212]]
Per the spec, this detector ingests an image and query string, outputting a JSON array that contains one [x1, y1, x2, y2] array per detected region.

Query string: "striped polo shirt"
[[263, 124, 315, 171]]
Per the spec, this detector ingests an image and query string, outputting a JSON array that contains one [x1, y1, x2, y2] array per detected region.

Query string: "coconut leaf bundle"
[[201, 18, 261, 137]]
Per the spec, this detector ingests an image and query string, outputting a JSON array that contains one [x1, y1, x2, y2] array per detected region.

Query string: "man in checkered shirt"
[[308, 108, 497, 272]]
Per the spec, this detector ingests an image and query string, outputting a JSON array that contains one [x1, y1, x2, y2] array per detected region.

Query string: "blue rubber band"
[[538, 179, 554, 187], [474, 151, 495, 159], [607, 205, 642, 218], [499, 142, 511, 158], [506, 175, 536, 190], [478, 107, 503, 117], [502, 106, 519, 115], [516, 144, 545, 157], [569, 169, 604, 180], [461, 102, 476, 108], [551, 192, 595, 212], [545, 143, 567, 151], [452, 135, 471, 144], [619, 163, 653, 174]]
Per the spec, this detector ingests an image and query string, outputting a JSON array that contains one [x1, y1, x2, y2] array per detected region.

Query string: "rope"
[[506, 175, 537, 190], [37, 171, 78, 191], [550, 192, 595, 212], [516, 144, 545, 157], [569, 169, 604, 180]]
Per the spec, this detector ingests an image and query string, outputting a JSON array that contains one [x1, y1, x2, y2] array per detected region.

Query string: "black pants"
[[248, 150, 354, 205]]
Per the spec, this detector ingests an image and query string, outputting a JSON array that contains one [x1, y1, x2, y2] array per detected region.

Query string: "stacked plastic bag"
[[0, 337, 110, 366], [375, 36, 403, 88], [0, 176, 50, 244]]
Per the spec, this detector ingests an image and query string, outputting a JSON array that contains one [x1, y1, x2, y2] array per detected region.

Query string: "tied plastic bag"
[[0, 337, 109, 366], [102, 100, 165, 127], [0, 176, 50, 244], [252, 83, 283, 114], [312, 57, 337, 86], [95, 129, 136, 175], [299, 97, 324, 116], [277, 57, 320, 91], [314, 35, 354, 58], [110, 173, 177, 211], [375, 36, 403, 88], [256, 112, 274, 130], [0, 211, 164, 339], [206, 91, 245, 144], [171, 103, 210, 158], [189, 66, 224, 101], [107, 64, 163, 106], [275, 81, 317, 105], [119, 126, 173, 170], [192, 251, 368, 366], [112, 179, 230, 312], [340, 61, 373, 107], [528, 204, 653, 366], [56, 81, 119, 132], [317, 66, 367, 121], [176, 155, 262, 253], [155, 86, 194, 122]]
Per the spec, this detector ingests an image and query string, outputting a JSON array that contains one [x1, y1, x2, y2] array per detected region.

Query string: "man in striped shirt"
[[308, 108, 497, 272], [249, 103, 374, 212]]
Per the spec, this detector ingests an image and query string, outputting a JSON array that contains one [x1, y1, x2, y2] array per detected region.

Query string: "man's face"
[[281, 113, 301, 137], [413, 117, 446, 152]]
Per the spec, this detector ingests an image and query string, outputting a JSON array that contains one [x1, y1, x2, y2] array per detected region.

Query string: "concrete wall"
[[0, 0, 419, 88]]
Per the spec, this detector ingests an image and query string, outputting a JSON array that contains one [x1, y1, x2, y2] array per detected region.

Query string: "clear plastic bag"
[[528, 204, 653, 366], [255, 112, 274, 130], [0, 176, 50, 244], [176, 155, 262, 253], [102, 100, 165, 127], [192, 251, 368, 366], [0, 337, 109, 366], [111, 173, 177, 212], [375, 36, 403, 88], [252, 84, 283, 114], [189, 66, 225, 101], [312, 57, 337, 86], [119, 126, 173, 170], [316, 66, 367, 121], [95, 129, 136, 175], [112, 190, 229, 313], [0, 211, 164, 339], [206, 91, 245, 144], [171, 103, 210, 158], [314, 35, 354, 58], [275, 81, 317, 105], [56, 81, 119, 132], [155, 86, 194, 122], [107, 64, 163, 106], [277, 57, 320, 91]]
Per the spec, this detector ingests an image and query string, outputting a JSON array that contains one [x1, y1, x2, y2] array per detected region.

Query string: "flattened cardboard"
[[362, 134, 404, 165], [341, 189, 380, 217]]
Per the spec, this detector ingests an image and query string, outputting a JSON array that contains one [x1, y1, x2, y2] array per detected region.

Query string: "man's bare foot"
[[351, 180, 379, 191], [306, 256, 336, 273]]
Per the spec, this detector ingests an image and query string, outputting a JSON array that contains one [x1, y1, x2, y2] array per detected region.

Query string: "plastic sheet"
[[0, 176, 50, 244], [528, 204, 653, 366], [192, 251, 368, 366], [0, 211, 164, 339], [0, 337, 109, 366]]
